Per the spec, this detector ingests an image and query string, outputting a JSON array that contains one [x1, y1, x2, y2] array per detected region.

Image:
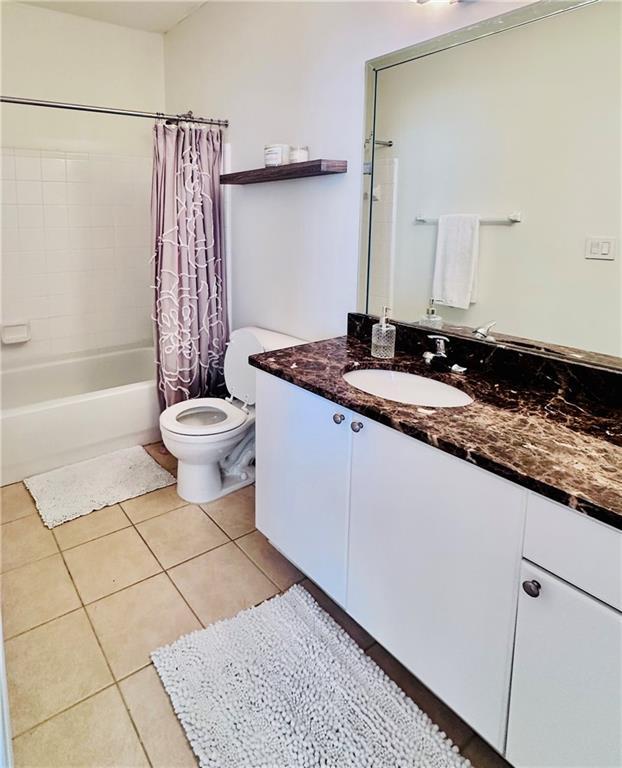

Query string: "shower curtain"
[[151, 122, 229, 410]]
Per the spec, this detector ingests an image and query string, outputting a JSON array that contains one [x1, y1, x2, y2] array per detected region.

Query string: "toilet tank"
[[223, 326, 305, 405]]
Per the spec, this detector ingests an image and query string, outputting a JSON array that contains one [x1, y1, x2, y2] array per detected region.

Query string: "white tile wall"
[[1, 147, 153, 368]]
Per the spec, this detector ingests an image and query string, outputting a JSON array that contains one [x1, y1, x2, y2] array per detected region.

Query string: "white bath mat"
[[25, 446, 175, 528], [152, 585, 469, 768]]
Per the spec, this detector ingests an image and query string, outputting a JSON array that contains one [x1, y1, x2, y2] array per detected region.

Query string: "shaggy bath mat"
[[25, 446, 175, 528], [152, 585, 470, 768]]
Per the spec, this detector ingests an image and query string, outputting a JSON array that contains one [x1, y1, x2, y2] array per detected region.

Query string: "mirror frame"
[[356, 0, 622, 370]]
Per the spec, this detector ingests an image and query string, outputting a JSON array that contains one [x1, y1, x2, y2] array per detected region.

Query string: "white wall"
[[0, 2, 164, 154], [163, 1, 528, 341], [371, 0, 621, 355], [0, 3, 163, 368]]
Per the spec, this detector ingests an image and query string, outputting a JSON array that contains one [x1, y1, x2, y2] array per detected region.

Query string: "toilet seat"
[[158, 326, 303, 504], [159, 398, 248, 437]]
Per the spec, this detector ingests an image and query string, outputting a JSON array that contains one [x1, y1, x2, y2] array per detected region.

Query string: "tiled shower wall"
[[1, 147, 153, 368]]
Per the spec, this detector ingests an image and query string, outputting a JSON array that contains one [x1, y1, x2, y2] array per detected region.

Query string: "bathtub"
[[1, 346, 161, 485]]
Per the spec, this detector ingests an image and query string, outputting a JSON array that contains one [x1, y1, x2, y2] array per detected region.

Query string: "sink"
[[343, 369, 473, 408]]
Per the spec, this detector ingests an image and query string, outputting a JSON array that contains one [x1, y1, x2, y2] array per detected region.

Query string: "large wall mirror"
[[360, 0, 621, 363]]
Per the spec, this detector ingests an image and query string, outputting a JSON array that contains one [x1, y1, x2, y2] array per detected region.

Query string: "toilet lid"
[[160, 398, 247, 437]]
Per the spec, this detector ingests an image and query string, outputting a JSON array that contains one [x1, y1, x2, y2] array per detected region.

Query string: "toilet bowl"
[[160, 326, 304, 503]]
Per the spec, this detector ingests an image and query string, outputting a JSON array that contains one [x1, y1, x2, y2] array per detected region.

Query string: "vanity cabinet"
[[507, 562, 622, 768], [255, 370, 621, 763], [255, 373, 353, 605], [255, 371, 526, 749], [347, 415, 526, 750]]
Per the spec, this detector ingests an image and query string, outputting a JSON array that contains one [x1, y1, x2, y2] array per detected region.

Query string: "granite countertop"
[[250, 335, 622, 530]]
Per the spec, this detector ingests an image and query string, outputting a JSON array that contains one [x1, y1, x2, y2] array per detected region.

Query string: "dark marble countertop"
[[250, 335, 622, 530]]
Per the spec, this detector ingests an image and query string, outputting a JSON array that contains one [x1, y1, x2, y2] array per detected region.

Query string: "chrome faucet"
[[472, 321, 496, 342], [423, 335, 448, 365], [423, 335, 466, 373]]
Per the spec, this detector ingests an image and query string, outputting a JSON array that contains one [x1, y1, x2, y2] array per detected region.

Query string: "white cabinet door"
[[346, 416, 526, 750], [507, 562, 622, 768], [255, 371, 352, 605]]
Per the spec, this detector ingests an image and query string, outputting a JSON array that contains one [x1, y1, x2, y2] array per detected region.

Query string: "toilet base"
[[176, 460, 255, 504]]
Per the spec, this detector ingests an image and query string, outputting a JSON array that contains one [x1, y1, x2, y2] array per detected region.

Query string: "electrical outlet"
[[585, 237, 616, 261]]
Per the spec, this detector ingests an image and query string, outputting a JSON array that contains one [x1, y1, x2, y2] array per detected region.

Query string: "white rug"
[[25, 446, 175, 528], [152, 585, 470, 768]]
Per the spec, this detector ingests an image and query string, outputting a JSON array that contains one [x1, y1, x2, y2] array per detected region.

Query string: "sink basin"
[[343, 369, 473, 408]]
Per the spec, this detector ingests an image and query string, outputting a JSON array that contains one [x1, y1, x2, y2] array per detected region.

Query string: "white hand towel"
[[431, 214, 480, 310]]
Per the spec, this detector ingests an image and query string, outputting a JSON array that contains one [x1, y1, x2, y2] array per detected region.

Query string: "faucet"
[[423, 335, 448, 364], [423, 335, 466, 373], [472, 321, 496, 342]]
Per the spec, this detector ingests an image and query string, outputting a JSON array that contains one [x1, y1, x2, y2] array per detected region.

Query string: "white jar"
[[290, 145, 310, 163], [264, 144, 290, 166]]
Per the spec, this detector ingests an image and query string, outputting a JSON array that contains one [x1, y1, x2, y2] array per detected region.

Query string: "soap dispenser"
[[371, 306, 396, 359], [419, 299, 443, 329]]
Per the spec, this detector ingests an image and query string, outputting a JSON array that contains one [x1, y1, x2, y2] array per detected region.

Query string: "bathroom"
[[0, 0, 620, 766]]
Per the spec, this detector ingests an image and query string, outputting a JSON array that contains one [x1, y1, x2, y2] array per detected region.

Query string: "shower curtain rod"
[[0, 96, 229, 127]]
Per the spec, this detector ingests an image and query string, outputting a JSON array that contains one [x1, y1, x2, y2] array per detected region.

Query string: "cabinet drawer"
[[524, 493, 621, 610]]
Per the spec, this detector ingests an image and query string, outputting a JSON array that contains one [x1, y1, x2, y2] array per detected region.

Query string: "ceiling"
[[21, 1, 205, 33]]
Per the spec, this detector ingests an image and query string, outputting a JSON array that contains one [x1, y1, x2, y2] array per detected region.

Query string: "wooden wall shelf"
[[220, 159, 347, 185]]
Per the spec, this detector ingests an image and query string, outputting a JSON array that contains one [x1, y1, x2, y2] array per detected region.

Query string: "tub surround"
[[250, 315, 622, 529]]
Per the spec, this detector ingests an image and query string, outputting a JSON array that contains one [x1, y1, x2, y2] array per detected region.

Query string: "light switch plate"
[[585, 237, 616, 260]]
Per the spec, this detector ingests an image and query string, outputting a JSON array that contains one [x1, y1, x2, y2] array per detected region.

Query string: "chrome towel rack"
[[414, 212, 522, 225]]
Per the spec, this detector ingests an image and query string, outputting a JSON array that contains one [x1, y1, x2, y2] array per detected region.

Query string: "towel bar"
[[415, 212, 522, 225]]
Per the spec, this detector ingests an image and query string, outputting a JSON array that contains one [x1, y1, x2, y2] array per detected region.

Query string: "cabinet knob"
[[522, 579, 541, 598], [350, 421, 364, 433], [332, 413, 345, 424]]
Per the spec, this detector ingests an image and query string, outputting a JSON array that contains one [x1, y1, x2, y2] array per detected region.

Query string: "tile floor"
[[1, 442, 511, 767]]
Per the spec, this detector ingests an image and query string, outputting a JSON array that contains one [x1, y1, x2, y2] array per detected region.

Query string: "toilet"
[[160, 326, 304, 503]]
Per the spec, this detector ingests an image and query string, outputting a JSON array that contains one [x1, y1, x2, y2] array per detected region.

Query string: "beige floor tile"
[[63, 528, 160, 604], [120, 665, 197, 767], [144, 441, 178, 476], [12, 685, 149, 768], [1, 483, 37, 525], [53, 504, 131, 551], [5, 609, 112, 735], [87, 573, 200, 679], [202, 486, 255, 539], [1, 514, 58, 573], [237, 530, 303, 590], [169, 542, 278, 626], [121, 484, 184, 524], [1, 554, 81, 638], [137, 504, 228, 569]]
